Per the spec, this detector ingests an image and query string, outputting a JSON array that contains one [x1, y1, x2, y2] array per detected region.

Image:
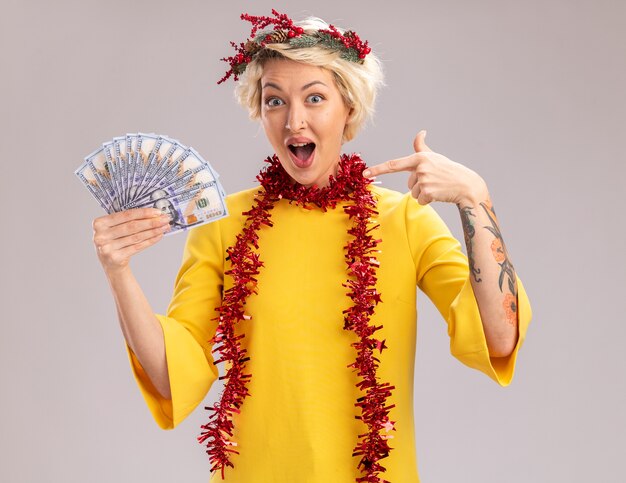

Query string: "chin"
[[282, 166, 319, 187], [287, 155, 339, 188]]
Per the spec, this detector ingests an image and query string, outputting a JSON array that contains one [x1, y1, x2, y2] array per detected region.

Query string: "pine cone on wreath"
[[244, 40, 261, 54], [265, 29, 288, 44]]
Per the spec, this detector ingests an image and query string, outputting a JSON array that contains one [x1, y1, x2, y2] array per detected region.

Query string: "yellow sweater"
[[126, 185, 532, 482]]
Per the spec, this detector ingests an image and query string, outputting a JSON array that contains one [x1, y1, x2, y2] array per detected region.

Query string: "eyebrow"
[[262, 80, 328, 91]]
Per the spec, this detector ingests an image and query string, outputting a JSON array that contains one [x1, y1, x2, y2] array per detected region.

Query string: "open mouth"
[[288, 142, 316, 164]]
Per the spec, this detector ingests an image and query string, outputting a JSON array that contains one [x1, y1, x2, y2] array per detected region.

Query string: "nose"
[[285, 103, 307, 132]]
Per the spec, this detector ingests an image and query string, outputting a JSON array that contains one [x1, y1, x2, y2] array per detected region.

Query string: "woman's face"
[[260, 58, 353, 188]]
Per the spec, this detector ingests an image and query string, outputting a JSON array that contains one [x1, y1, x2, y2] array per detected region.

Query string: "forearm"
[[457, 190, 519, 358], [106, 267, 172, 399]]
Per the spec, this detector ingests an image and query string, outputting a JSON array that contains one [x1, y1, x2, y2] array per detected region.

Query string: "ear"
[[347, 106, 355, 122], [343, 106, 357, 141], [343, 106, 355, 132]]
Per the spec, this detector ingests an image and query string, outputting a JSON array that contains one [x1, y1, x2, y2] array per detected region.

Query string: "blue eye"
[[307, 94, 323, 103], [266, 97, 284, 107]]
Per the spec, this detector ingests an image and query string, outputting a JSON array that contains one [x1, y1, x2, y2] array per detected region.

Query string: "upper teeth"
[[290, 142, 310, 147]]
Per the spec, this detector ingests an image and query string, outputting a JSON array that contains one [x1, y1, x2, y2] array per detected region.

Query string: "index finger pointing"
[[363, 155, 418, 178]]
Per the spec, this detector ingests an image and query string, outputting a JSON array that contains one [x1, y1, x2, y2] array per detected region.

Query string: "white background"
[[1, 0, 624, 481]]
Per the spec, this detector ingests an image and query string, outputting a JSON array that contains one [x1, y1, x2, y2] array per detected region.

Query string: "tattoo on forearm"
[[459, 205, 482, 282], [459, 198, 519, 327], [480, 200, 519, 326]]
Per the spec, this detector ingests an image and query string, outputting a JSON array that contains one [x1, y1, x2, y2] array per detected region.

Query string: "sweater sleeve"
[[405, 194, 532, 386], [125, 220, 224, 429]]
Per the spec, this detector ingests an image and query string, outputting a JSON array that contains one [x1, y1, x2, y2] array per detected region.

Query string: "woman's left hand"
[[363, 130, 489, 206]]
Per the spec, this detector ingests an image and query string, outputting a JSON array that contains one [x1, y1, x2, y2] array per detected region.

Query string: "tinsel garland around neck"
[[197, 153, 397, 483]]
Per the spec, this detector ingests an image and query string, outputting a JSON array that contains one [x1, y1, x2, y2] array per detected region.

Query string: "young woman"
[[91, 10, 532, 483]]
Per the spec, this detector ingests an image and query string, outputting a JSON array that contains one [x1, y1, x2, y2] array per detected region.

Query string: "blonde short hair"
[[234, 17, 384, 142]]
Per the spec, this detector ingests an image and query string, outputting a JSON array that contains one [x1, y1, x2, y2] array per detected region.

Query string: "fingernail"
[[363, 169, 371, 177]]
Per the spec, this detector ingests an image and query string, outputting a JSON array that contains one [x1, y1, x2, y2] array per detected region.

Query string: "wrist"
[[456, 178, 489, 208], [104, 264, 133, 283]]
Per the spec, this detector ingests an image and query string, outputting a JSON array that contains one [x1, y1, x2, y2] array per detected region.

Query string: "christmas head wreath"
[[217, 8, 372, 84]]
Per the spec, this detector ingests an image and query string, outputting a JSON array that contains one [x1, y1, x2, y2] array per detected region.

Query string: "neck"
[[309, 156, 342, 189]]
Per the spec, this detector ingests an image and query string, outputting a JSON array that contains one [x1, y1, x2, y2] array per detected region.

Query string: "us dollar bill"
[[77, 133, 229, 233], [132, 180, 228, 235]]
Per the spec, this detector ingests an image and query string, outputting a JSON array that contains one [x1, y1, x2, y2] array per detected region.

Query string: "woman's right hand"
[[92, 208, 172, 275]]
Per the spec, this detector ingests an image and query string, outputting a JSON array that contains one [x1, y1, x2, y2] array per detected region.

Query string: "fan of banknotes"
[[75, 133, 228, 235]]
